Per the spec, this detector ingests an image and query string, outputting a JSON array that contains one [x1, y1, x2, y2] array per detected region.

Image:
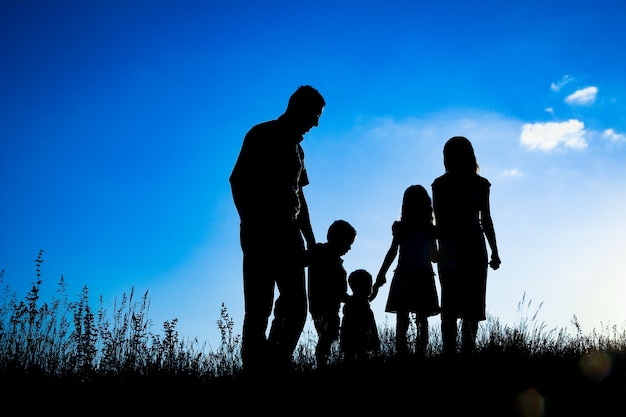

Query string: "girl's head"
[[443, 136, 479, 174], [401, 185, 433, 225]]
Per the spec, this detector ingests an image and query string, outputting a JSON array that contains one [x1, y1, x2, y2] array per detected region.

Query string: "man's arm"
[[297, 190, 315, 249]]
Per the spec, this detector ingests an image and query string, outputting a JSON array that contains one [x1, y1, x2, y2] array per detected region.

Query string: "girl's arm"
[[370, 222, 400, 301], [376, 237, 398, 286]]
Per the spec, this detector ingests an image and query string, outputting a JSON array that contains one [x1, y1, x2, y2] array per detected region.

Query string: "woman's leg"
[[461, 319, 478, 356], [441, 314, 458, 356]]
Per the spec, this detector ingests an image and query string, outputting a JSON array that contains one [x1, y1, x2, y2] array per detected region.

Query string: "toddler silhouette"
[[340, 269, 380, 364]]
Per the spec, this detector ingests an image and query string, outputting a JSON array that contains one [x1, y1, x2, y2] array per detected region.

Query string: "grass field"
[[2, 252, 625, 416]]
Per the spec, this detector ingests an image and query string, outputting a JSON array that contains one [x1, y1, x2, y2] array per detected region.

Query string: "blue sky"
[[2, 0, 626, 350]]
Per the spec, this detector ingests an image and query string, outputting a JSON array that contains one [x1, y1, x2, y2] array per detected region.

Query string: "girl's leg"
[[415, 315, 428, 354], [396, 313, 410, 355]]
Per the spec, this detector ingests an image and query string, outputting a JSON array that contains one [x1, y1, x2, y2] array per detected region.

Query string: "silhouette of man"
[[230, 85, 325, 373]]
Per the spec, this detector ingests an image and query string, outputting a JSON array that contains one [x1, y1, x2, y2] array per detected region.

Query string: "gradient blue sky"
[[2, 0, 626, 350]]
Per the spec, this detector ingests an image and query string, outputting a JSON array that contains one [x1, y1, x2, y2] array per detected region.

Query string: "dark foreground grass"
[[2, 252, 625, 416], [8, 347, 625, 416]]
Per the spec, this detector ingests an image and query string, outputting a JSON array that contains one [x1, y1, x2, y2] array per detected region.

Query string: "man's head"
[[285, 85, 325, 134]]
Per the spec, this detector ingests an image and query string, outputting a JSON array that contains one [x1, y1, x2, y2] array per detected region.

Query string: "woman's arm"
[[481, 188, 501, 270]]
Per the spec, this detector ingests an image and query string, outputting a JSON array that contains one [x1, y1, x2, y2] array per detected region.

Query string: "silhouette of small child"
[[306, 220, 357, 368], [340, 269, 380, 364]]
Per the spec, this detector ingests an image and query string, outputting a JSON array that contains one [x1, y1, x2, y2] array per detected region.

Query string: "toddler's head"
[[348, 269, 373, 300]]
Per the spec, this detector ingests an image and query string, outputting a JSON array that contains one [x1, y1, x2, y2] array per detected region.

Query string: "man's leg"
[[268, 264, 307, 369], [264, 223, 307, 369], [240, 228, 275, 373]]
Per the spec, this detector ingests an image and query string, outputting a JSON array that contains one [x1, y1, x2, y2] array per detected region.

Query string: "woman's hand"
[[489, 253, 501, 270]]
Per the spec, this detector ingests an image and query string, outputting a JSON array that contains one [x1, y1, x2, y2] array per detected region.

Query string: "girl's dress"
[[385, 220, 440, 317]]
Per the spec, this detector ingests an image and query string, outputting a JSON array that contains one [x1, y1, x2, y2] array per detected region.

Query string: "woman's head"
[[443, 136, 479, 174]]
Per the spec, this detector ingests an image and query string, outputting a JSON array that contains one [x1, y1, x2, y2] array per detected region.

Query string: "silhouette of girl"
[[431, 136, 501, 356], [372, 185, 440, 355]]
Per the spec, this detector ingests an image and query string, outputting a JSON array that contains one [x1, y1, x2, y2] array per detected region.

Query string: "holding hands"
[[369, 273, 386, 301]]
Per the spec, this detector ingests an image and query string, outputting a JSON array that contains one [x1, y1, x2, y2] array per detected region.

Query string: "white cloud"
[[500, 168, 524, 177], [551, 75, 574, 92], [520, 120, 588, 151], [565, 86, 598, 105], [602, 129, 626, 142]]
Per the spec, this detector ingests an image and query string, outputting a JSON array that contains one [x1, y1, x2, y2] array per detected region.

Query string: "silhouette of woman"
[[432, 136, 501, 356]]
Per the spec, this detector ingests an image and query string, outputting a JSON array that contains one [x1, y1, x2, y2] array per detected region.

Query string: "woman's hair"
[[443, 136, 479, 174], [401, 184, 433, 227]]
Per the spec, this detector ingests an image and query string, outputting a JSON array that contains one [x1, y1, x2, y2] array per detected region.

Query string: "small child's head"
[[327, 220, 357, 256], [348, 269, 373, 300]]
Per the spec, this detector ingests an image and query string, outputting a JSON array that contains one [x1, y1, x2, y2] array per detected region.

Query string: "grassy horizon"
[[2, 251, 625, 416]]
